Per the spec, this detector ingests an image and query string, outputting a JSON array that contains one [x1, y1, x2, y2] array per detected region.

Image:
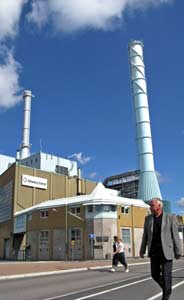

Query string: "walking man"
[[140, 198, 182, 300]]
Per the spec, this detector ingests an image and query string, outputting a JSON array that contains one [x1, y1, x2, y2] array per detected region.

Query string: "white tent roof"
[[15, 182, 149, 216]]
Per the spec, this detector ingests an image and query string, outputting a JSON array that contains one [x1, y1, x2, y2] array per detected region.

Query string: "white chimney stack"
[[128, 41, 162, 201], [20, 90, 33, 159], [16, 149, 20, 161]]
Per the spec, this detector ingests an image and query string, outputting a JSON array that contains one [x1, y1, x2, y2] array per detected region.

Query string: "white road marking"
[[73, 277, 152, 300], [146, 280, 184, 300], [43, 267, 184, 300], [43, 273, 151, 300], [145, 268, 184, 300]]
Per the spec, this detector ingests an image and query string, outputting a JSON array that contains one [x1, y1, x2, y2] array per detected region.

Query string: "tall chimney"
[[128, 41, 162, 201], [20, 90, 33, 159]]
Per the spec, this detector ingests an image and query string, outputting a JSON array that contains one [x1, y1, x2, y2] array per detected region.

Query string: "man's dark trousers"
[[151, 256, 173, 300]]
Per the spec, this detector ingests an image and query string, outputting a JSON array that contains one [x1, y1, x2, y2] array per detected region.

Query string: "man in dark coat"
[[140, 198, 182, 300]]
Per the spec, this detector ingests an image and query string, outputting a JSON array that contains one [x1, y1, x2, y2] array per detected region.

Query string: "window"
[[96, 205, 103, 212], [40, 231, 48, 245], [55, 165, 68, 176], [102, 236, 109, 242], [121, 228, 131, 244], [40, 210, 49, 218], [87, 205, 93, 212], [28, 213, 32, 221], [96, 236, 102, 242], [103, 205, 116, 212], [96, 236, 109, 242], [121, 206, 130, 214], [16, 215, 25, 229], [70, 207, 80, 215], [71, 228, 81, 245]]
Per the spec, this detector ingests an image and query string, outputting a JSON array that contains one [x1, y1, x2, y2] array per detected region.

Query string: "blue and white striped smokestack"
[[128, 40, 162, 201]]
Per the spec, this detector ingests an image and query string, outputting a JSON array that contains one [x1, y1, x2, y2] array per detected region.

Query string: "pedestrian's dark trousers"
[[117, 252, 128, 268], [112, 253, 118, 267], [150, 256, 173, 300]]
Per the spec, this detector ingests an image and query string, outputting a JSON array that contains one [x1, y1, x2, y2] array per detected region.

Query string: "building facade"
[[104, 170, 171, 213], [13, 183, 149, 261], [103, 170, 139, 199], [0, 162, 96, 260]]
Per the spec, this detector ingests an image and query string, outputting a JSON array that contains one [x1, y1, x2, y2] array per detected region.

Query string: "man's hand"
[[175, 255, 181, 260]]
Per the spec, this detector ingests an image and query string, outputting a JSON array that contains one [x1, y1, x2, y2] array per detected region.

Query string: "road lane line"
[[145, 268, 184, 300], [43, 267, 184, 300], [73, 277, 152, 300], [42, 273, 151, 300], [73, 268, 184, 300], [146, 280, 184, 300]]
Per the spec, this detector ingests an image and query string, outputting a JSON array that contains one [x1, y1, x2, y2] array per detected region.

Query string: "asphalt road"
[[0, 260, 184, 300]]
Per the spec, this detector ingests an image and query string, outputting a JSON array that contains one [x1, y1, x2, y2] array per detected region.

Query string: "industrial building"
[[104, 170, 139, 199], [0, 161, 96, 260], [104, 170, 171, 213], [13, 183, 149, 261]]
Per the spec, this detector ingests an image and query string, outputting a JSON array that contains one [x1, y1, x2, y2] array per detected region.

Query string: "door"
[[121, 227, 132, 257], [4, 239, 10, 260], [69, 228, 82, 260], [39, 231, 49, 260]]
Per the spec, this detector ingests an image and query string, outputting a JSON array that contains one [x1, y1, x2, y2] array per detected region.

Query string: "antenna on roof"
[[39, 138, 42, 152]]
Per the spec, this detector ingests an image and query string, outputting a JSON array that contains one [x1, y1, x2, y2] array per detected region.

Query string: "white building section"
[[15, 182, 149, 218], [0, 154, 15, 175], [19, 151, 78, 177], [128, 41, 162, 201]]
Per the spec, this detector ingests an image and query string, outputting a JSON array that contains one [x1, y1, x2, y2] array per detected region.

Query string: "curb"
[[0, 261, 149, 281]]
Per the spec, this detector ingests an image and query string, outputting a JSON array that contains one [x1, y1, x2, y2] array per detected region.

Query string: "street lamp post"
[[65, 200, 68, 261]]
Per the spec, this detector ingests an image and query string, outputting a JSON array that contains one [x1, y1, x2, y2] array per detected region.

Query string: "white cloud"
[[177, 198, 184, 208], [89, 172, 97, 179], [0, 1, 25, 109], [0, 46, 22, 109], [0, 0, 173, 110], [68, 152, 92, 165], [27, 0, 173, 33], [0, 0, 26, 41]]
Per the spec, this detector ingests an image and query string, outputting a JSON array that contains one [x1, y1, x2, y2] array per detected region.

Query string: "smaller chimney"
[[16, 149, 20, 161], [20, 90, 33, 159], [77, 168, 82, 195], [77, 168, 81, 179]]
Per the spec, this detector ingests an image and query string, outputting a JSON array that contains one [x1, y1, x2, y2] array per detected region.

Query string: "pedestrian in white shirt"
[[111, 237, 129, 272]]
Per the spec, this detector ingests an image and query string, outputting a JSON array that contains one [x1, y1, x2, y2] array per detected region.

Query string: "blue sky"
[[0, 0, 183, 214]]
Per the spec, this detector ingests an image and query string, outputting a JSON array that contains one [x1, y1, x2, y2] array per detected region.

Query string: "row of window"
[[24, 157, 38, 166], [39, 205, 130, 219], [39, 228, 131, 245], [106, 175, 139, 186]]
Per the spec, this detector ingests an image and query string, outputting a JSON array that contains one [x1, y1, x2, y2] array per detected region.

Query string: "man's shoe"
[[110, 268, 115, 272], [125, 268, 129, 272]]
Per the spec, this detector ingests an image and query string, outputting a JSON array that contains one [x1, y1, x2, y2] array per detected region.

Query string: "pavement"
[[0, 258, 149, 280]]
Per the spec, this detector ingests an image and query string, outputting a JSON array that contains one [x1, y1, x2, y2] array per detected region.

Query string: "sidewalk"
[[0, 258, 149, 280]]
